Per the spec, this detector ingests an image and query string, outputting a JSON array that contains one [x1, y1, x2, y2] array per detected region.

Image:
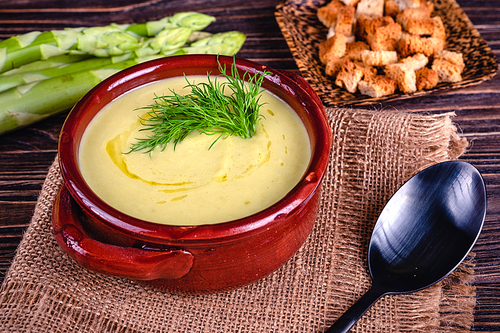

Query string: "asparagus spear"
[[133, 27, 194, 57], [0, 30, 246, 135], [183, 31, 246, 56], [0, 57, 156, 135], [0, 30, 81, 73], [0, 55, 129, 93], [0, 54, 92, 75], [121, 11, 216, 37], [0, 30, 245, 93], [0, 27, 194, 92], [0, 12, 216, 73]]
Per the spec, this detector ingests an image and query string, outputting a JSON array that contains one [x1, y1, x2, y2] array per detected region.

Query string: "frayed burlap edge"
[[0, 108, 475, 333]]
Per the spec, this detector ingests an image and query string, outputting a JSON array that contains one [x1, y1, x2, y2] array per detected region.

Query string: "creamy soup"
[[78, 75, 311, 225]]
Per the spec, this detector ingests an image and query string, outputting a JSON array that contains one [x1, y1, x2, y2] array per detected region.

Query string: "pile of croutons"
[[317, 0, 465, 98]]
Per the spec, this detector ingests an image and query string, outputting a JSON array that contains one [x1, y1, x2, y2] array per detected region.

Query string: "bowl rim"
[[58, 54, 332, 243]]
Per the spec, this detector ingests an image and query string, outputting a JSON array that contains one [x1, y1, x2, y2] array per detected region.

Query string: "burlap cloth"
[[0, 107, 476, 332]]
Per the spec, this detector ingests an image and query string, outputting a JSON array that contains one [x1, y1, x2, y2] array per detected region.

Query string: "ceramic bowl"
[[53, 54, 332, 294]]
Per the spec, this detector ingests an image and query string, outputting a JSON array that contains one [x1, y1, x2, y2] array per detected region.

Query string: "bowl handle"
[[52, 184, 194, 281]]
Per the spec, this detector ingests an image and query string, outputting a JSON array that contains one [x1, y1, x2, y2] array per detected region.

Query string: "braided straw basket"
[[275, 0, 498, 106]]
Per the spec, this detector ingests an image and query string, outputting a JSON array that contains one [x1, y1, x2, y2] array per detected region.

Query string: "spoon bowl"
[[327, 161, 486, 333]]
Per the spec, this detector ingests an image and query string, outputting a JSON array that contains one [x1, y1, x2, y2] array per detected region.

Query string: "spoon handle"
[[325, 286, 386, 333]]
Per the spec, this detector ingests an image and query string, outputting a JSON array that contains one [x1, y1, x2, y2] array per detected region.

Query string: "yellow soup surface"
[[78, 75, 311, 225]]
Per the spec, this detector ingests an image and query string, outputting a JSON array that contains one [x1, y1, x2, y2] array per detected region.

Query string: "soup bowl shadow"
[[53, 54, 332, 294]]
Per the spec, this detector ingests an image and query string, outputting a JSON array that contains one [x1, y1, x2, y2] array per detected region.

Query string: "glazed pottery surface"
[[53, 55, 332, 293]]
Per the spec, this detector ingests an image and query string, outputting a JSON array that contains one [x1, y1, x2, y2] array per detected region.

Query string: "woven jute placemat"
[[0, 107, 475, 332]]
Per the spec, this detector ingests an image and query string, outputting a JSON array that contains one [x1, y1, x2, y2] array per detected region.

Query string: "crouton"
[[335, 60, 372, 93], [355, 0, 385, 17], [327, 26, 336, 39], [357, 15, 402, 51], [355, 14, 370, 40], [385, 63, 417, 93], [336, 5, 356, 37], [419, 0, 435, 14], [404, 17, 439, 35], [432, 57, 464, 83], [366, 36, 400, 51], [340, 0, 361, 7], [400, 53, 428, 70], [318, 0, 345, 28], [431, 16, 446, 41], [345, 41, 371, 61], [319, 33, 348, 63], [360, 16, 401, 40], [328, 27, 355, 41], [325, 56, 347, 77], [358, 75, 397, 97], [416, 67, 438, 90], [435, 50, 465, 70], [361, 62, 378, 78], [396, 5, 433, 27], [361, 50, 398, 66], [385, 0, 400, 18], [398, 13, 445, 37], [431, 37, 445, 54], [394, 0, 421, 11], [369, 39, 399, 51], [398, 33, 444, 57]]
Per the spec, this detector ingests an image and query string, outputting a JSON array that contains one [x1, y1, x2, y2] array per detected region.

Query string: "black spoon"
[[326, 160, 487, 333]]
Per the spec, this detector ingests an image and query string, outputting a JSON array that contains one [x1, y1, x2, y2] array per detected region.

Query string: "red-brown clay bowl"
[[53, 54, 332, 294]]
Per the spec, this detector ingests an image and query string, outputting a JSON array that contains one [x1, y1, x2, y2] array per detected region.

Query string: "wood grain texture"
[[0, 0, 499, 330]]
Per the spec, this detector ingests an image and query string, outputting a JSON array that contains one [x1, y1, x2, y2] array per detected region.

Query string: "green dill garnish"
[[126, 58, 269, 154]]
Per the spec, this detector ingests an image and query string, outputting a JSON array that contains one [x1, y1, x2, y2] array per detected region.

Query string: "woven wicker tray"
[[275, 0, 498, 106]]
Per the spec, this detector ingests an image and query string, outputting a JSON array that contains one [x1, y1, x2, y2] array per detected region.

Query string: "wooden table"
[[0, 0, 498, 330]]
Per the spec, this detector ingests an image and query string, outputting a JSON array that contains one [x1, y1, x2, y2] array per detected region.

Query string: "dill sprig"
[[126, 59, 269, 154]]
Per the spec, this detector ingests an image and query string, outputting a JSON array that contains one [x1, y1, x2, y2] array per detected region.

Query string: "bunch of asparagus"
[[0, 12, 246, 135]]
